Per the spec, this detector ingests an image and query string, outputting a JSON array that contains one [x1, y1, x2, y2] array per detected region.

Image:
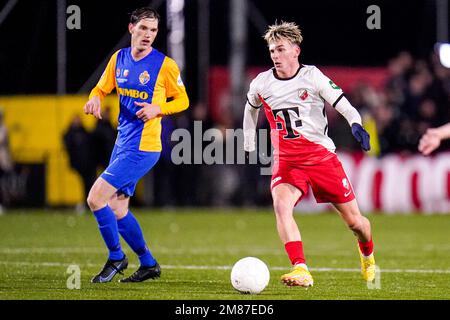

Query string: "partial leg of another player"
[[87, 177, 128, 283], [109, 193, 161, 282], [332, 199, 376, 282], [272, 183, 313, 287]]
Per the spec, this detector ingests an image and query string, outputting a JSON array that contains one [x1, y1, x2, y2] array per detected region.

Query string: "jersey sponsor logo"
[[329, 80, 341, 90], [272, 107, 302, 139], [299, 89, 308, 100], [344, 190, 352, 197], [139, 70, 150, 85], [116, 68, 121, 77], [117, 87, 149, 100], [123, 69, 129, 77]]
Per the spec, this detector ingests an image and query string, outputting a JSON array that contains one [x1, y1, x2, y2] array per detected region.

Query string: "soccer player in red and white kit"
[[243, 21, 375, 287]]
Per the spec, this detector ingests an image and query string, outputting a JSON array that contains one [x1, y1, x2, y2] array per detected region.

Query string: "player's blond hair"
[[263, 21, 303, 47]]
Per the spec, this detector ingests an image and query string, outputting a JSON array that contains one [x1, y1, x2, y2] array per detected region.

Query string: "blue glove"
[[351, 123, 371, 151]]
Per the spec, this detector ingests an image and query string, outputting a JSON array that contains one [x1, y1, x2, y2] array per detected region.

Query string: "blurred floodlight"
[[170, 0, 184, 13], [167, 0, 185, 72], [436, 42, 450, 68]]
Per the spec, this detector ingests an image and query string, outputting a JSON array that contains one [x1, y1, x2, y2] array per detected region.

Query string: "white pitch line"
[[0, 247, 284, 255], [1, 261, 450, 274], [0, 247, 357, 256], [0, 248, 103, 254]]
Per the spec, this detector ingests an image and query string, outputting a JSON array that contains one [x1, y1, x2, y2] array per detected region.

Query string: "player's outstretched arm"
[[243, 102, 260, 152], [419, 122, 450, 155], [438, 122, 450, 139], [83, 95, 102, 119]]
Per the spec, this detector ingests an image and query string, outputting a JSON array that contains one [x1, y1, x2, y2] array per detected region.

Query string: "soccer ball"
[[230, 257, 270, 294]]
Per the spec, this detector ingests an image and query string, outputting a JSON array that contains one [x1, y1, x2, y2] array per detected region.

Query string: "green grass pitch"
[[0, 209, 449, 300]]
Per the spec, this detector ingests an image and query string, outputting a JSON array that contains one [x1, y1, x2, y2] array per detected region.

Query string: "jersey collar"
[[272, 65, 303, 81]]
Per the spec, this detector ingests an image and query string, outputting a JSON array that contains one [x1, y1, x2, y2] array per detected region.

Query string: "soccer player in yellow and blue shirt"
[[83, 7, 189, 283]]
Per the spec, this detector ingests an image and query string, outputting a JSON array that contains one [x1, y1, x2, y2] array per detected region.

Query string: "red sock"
[[358, 238, 374, 256], [284, 241, 305, 265]]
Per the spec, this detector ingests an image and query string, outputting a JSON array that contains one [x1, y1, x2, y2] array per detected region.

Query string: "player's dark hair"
[[130, 7, 160, 25]]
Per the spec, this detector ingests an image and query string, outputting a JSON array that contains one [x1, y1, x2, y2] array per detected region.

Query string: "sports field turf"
[[0, 209, 449, 300]]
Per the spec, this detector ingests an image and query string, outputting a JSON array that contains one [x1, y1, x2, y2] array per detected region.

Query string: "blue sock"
[[93, 206, 124, 261], [118, 211, 156, 267]]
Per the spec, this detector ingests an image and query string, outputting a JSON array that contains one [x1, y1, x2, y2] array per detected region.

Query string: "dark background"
[[0, 0, 448, 208], [0, 0, 442, 100]]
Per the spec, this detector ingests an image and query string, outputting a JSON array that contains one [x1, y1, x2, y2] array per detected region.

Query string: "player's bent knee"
[[347, 218, 363, 232], [112, 207, 128, 219], [86, 192, 107, 212], [361, 215, 371, 226], [108, 194, 129, 219]]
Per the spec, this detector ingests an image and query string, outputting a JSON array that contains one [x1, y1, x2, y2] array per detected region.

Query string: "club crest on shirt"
[[116, 68, 121, 77], [123, 69, 129, 77], [139, 70, 150, 85], [342, 178, 350, 190], [299, 89, 309, 100]]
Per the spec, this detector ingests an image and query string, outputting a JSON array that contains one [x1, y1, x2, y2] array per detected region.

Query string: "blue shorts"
[[100, 146, 160, 197]]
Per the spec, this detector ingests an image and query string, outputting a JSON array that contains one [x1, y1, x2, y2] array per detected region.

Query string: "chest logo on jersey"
[[117, 87, 149, 100], [272, 107, 302, 139], [299, 89, 309, 101], [139, 71, 150, 85], [117, 68, 129, 84]]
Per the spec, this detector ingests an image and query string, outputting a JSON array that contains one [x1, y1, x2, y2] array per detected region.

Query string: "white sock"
[[294, 263, 308, 270]]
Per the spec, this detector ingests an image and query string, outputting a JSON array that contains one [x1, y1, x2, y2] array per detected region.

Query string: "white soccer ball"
[[230, 257, 270, 294]]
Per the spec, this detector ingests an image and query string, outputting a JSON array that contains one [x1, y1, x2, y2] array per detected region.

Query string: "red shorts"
[[271, 153, 355, 205]]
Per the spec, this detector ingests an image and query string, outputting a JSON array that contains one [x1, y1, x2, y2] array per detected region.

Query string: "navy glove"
[[351, 123, 371, 151]]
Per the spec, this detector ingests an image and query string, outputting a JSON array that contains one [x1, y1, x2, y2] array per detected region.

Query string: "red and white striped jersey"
[[246, 65, 345, 164]]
